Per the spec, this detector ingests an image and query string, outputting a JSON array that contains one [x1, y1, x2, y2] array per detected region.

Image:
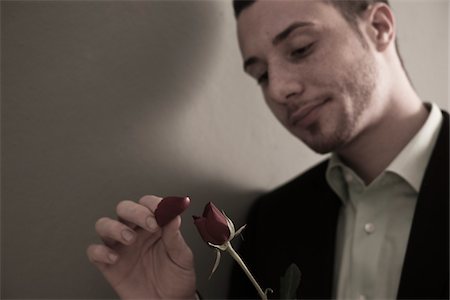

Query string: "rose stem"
[[225, 242, 268, 300]]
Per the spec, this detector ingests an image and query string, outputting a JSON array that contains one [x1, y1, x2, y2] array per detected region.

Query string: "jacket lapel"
[[292, 162, 342, 299], [397, 111, 449, 299]]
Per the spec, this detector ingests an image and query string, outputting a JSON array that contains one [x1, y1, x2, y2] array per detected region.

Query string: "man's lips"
[[288, 97, 331, 127]]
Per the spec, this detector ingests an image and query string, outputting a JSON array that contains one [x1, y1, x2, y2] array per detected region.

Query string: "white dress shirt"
[[326, 103, 443, 300]]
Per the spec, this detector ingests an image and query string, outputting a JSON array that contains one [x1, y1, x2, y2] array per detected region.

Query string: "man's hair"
[[233, 0, 389, 45], [233, 0, 408, 73], [233, 0, 389, 21]]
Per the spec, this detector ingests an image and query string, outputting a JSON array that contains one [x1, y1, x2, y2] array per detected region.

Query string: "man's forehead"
[[237, 0, 332, 34], [236, 0, 331, 20], [236, 0, 335, 52]]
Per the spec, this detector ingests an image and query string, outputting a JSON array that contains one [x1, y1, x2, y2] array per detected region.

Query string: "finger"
[[161, 216, 194, 270], [117, 216, 138, 230], [95, 217, 137, 246], [138, 195, 163, 230], [86, 244, 119, 266], [138, 195, 162, 213], [116, 199, 158, 232], [116, 200, 139, 230]]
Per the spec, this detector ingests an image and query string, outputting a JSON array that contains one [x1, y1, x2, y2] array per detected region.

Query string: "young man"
[[87, 0, 449, 299]]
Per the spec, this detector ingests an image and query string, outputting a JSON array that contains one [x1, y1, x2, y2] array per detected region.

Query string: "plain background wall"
[[1, 0, 448, 298]]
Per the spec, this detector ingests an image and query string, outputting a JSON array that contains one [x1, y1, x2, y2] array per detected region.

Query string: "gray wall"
[[1, 1, 448, 298]]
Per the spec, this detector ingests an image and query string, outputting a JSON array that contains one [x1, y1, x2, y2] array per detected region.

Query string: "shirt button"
[[364, 223, 375, 234]]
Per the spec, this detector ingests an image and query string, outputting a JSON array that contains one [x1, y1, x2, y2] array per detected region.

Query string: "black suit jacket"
[[229, 111, 449, 299]]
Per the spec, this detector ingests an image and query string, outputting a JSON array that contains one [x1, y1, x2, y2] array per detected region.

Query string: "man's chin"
[[305, 143, 336, 155], [296, 132, 345, 154], [290, 120, 351, 154]]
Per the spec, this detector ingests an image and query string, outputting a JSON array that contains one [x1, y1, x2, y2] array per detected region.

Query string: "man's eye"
[[257, 72, 268, 85], [290, 43, 314, 59]]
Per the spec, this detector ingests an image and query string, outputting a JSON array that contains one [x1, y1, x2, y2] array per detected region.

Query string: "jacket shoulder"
[[250, 159, 333, 216], [261, 159, 329, 199]]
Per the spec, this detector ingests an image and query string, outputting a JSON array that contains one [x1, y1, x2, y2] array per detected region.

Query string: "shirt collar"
[[326, 153, 348, 203], [326, 103, 443, 196], [386, 102, 443, 192]]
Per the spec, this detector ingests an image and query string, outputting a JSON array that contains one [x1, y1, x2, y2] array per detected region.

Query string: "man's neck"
[[336, 89, 429, 185]]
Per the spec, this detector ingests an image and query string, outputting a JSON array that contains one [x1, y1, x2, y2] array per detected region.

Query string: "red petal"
[[155, 196, 190, 227], [203, 202, 230, 244], [193, 216, 217, 244]]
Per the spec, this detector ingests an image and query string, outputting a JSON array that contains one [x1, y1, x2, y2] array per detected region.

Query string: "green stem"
[[225, 242, 268, 300]]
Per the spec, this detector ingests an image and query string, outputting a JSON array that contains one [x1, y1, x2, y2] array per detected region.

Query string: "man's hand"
[[86, 195, 197, 299]]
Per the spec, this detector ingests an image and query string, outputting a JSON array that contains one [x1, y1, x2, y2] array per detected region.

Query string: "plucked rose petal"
[[155, 196, 190, 227], [193, 202, 231, 245]]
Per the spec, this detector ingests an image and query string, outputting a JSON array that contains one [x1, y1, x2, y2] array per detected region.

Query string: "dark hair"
[[232, 0, 391, 49], [233, 0, 390, 20], [233, 0, 254, 18], [233, 0, 408, 77]]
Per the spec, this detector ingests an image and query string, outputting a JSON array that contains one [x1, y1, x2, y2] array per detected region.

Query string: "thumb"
[[161, 215, 194, 270]]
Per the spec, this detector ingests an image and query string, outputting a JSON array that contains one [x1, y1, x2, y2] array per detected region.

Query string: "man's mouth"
[[288, 97, 331, 128]]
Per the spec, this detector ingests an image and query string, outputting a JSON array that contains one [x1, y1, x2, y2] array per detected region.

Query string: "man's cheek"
[[273, 106, 288, 125]]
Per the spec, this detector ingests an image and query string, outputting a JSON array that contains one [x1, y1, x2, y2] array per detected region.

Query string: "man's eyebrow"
[[272, 21, 314, 46], [243, 21, 314, 71]]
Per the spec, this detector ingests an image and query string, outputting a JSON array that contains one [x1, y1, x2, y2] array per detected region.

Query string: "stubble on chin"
[[299, 109, 352, 154]]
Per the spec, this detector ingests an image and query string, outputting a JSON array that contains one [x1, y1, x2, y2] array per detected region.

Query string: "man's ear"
[[364, 3, 396, 51]]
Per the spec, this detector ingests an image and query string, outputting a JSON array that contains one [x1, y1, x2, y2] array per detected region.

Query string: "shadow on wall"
[[2, 1, 255, 298]]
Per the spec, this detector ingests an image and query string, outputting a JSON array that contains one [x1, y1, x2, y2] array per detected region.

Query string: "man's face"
[[237, 0, 381, 154]]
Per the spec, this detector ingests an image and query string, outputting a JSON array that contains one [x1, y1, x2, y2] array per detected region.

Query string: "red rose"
[[193, 202, 267, 299], [193, 202, 231, 245]]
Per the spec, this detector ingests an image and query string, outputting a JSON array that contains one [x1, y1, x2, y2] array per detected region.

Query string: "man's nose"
[[266, 65, 304, 105]]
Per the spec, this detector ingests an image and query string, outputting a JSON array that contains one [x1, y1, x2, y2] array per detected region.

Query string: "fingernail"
[[122, 230, 134, 242], [108, 253, 118, 263]]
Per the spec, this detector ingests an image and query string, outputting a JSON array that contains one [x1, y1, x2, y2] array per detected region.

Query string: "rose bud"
[[155, 196, 190, 227], [193, 202, 231, 245]]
